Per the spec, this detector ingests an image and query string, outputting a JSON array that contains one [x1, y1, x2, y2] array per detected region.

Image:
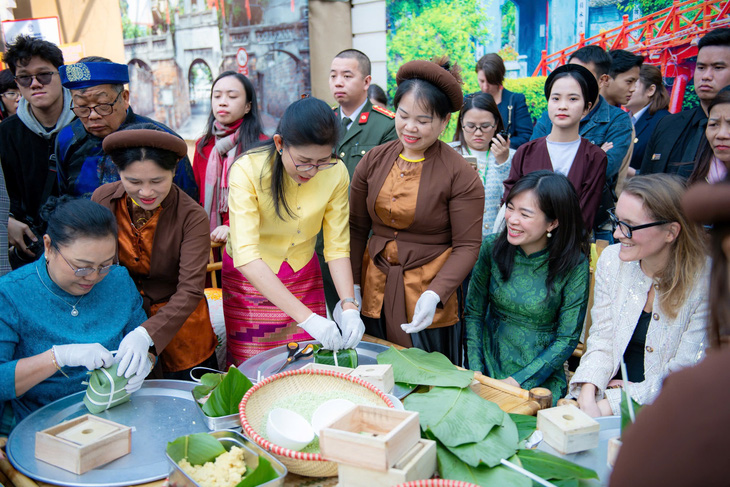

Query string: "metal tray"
[[237, 340, 415, 399], [189, 368, 242, 431], [537, 415, 620, 486], [167, 430, 287, 487], [7, 380, 209, 487]]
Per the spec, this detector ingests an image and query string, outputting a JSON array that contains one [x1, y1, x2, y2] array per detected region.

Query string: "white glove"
[[299, 314, 344, 351], [125, 355, 154, 393], [340, 309, 365, 349], [53, 344, 113, 370], [115, 326, 154, 379], [400, 290, 441, 334]]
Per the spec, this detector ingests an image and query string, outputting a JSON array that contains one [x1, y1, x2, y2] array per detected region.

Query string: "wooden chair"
[[207, 241, 224, 288]]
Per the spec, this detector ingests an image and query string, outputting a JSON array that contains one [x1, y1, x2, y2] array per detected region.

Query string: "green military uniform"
[[318, 100, 398, 312]]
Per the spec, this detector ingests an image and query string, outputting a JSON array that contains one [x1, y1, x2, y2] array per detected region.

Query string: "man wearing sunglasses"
[[55, 57, 198, 202], [0, 35, 75, 269]]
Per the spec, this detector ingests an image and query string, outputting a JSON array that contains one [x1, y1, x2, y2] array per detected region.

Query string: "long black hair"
[[493, 170, 588, 294], [689, 87, 730, 185], [197, 71, 264, 158], [40, 195, 118, 246], [453, 92, 504, 148], [258, 97, 340, 219]]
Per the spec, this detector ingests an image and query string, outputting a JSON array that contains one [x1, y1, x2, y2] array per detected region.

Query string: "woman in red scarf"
[[193, 71, 267, 242]]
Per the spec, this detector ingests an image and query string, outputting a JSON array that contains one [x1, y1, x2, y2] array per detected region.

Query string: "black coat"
[[639, 106, 706, 178], [630, 108, 670, 170], [498, 88, 533, 150]]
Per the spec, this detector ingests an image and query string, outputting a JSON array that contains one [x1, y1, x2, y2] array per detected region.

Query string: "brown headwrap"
[[396, 60, 464, 112], [102, 129, 188, 160]]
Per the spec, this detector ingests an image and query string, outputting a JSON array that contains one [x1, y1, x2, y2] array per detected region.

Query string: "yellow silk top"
[[227, 149, 351, 273]]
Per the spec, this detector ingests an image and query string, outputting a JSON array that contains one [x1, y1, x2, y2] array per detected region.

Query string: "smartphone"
[[498, 130, 510, 140]]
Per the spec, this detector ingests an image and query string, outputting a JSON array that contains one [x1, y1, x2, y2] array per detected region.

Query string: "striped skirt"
[[222, 251, 326, 366]]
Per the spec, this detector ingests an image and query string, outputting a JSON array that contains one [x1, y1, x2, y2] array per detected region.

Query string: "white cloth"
[[546, 138, 581, 177], [568, 245, 709, 414]]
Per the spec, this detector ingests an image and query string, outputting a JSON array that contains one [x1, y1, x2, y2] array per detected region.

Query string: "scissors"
[[274, 342, 315, 373]]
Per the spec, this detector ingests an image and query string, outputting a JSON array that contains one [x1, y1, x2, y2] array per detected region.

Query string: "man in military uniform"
[[320, 49, 397, 312]]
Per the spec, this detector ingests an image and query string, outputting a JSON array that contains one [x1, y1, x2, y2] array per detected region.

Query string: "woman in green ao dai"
[[465, 170, 590, 404]]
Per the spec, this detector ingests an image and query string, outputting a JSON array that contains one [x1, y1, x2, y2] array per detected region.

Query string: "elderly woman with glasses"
[[449, 92, 513, 238], [92, 124, 218, 381], [224, 97, 364, 365], [0, 196, 151, 423], [567, 174, 709, 417]]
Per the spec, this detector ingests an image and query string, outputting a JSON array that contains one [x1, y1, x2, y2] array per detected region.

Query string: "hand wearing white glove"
[[115, 326, 154, 379], [340, 309, 365, 349], [53, 344, 113, 370], [125, 354, 154, 394], [400, 290, 441, 334], [299, 314, 344, 351]]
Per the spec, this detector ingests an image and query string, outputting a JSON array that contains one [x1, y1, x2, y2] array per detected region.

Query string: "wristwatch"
[[342, 297, 360, 308]]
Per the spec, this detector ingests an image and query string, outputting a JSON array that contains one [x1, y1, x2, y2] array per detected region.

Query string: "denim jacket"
[[531, 96, 633, 180]]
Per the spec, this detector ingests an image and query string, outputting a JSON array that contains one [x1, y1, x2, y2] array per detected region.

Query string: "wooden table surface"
[[1, 336, 547, 487]]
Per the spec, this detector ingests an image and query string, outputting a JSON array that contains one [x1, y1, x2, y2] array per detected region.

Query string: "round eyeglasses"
[[1, 91, 20, 100], [284, 146, 338, 172], [52, 243, 118, 277], [14, 71, 57, 87], [462, 122, 496, 134], [607, 209, 669, 239], [71, 91, 123, 118]]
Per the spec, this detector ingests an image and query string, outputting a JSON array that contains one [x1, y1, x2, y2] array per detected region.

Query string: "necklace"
[[36, 266, 84, 317], [399, 153, 425, 163]]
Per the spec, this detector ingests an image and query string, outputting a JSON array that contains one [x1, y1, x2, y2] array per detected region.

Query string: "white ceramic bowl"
[[311, 399, 355, 435], [266, 408, 315, 451]]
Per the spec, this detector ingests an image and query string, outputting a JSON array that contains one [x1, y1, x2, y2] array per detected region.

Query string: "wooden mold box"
[[337, 438, 436, 487], [319, 405, 420, 472], [350, 364, 394, 394], [35, 414, 132, 474], [537, 405, 599, 455]]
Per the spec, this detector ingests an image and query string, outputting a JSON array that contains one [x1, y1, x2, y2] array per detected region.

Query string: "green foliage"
[[517, 449, 598, 482], [508, 413, 537, 442], [120, 0, 151, 39], [193, 366, 253, 417], [313, 348, 359, 368], [378, 347, 475, 388], [504, 76, 548, 123], [617, 0, 673, 14], [501, 1, 516, 48], [498, 45, 519, 62], [682, 83, 700, 111], [167, 433, 226, 466], [620, 388, 645, 437]]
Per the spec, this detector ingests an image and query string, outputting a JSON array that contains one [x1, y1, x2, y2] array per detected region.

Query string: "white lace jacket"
[[568, 244, 709, 414]]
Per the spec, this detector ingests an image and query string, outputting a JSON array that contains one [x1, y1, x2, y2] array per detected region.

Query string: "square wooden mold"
[[537, 404, 599, 455], [350, 364, 394, 394], [35, 414, 132, 474], [337, 438, 436, 487], [319, 405, 420, 472]]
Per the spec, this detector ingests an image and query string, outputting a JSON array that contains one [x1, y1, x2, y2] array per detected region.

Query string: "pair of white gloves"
[[299, 287, 365, 350], [53, 326, 154, 394]]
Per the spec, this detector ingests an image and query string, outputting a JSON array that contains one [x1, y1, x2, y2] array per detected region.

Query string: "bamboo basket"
[[239, 368, 394, 477], [393, 480, 480, 487]]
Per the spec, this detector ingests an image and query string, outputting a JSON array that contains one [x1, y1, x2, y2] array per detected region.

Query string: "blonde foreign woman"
[[568, 173, 709, 416], [349, 57, 485, 365]]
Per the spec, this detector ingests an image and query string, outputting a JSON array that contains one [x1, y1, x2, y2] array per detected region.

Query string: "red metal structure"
[[532, 0, 730, 111]]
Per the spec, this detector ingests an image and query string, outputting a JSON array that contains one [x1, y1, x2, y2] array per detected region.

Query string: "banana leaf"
[[313, 348, 359, 368], [192, 366, 253, 417], [436, 441, 531, 487], [377, 347, 474, 388], [509, 413, 538, 442], [516, 449, 598, 481], [619, 388, 644, 436], [444, 413, 519, 467], [167, 432, 226, 466], [83, 363, 131, 414], [404, 386, 504, 446], [237, 456, 277, 487]]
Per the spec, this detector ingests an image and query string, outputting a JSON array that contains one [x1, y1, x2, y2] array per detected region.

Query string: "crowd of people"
[[0, 26, 729, 473]]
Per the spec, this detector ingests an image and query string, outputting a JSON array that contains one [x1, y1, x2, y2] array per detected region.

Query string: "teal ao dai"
[[465, 234, 590, 404]]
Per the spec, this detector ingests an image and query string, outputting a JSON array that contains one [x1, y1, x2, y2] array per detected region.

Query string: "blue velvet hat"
[[59, 62, 130, 90]]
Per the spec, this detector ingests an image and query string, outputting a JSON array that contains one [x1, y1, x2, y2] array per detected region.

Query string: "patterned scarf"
[[204, 120, 241, 232]]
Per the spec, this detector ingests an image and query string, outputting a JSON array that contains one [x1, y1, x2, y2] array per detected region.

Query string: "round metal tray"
[[237, 340, 415, 399], [537, 415, 620, 486], [7, 380, 209, 487]]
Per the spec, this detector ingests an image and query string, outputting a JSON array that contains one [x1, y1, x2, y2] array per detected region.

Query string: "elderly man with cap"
[[55, 57, 197, 200]]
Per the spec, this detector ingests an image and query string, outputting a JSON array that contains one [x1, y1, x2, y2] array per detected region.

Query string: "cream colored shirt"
[[227, 149, 351, 273]]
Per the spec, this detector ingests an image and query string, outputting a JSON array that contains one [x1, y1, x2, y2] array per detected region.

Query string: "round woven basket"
[[239, 368, 394, 477], [393, 480, 480, 487]]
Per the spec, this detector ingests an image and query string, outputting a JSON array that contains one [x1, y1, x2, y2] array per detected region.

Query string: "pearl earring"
[[547, 231, 552, 238]]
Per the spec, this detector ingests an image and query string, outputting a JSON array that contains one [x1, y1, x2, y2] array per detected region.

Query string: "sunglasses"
[[14, 71, 57, 88], [607, 209, 669, 239], [53, 242, 118, 277]]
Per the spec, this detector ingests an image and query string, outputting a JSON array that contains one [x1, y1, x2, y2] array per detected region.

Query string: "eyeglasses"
[[52, 242, 118, 277], [14, 71, 57, 87], [462, 122, 496, 133], [607, 209, 670, 239], [1, 91, 20, 100], [284, 146, 338, 172], [71, 91, 123, 118]]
